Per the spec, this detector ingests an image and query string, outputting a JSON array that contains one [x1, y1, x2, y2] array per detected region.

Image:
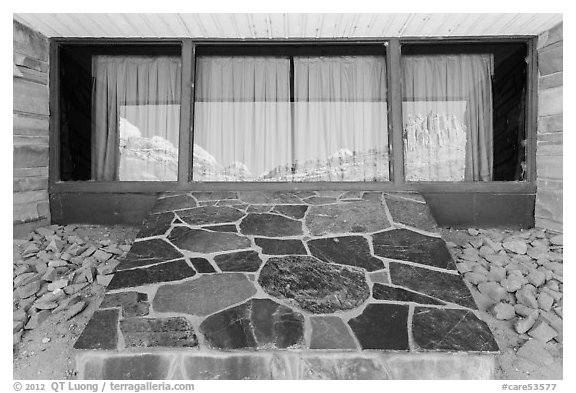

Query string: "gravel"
[[445, 227, 563, 377], [13, 224, 134, 345]]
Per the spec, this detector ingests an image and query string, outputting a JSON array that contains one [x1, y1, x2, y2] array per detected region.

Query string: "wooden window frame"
[[49, 36, 537, 195]]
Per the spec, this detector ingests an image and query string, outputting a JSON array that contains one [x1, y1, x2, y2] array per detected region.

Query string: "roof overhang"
[[14, 13, 563, 40]]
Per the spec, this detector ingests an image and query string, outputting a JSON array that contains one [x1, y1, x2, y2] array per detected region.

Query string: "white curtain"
[[193, 57, 291, 181], [92, 56, 181, 181], [293, 56, 388, 181], [402, 55, 494, 181], [193, 55, 388, 182]]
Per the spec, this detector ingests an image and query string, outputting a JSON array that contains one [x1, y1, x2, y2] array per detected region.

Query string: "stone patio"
[[74, 191, 499, 379]]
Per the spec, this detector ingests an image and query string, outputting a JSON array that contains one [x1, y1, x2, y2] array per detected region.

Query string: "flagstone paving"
[[74, 191, 499, 379]]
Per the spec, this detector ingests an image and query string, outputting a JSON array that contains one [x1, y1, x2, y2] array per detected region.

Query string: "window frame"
[[49, 36, 537, 194], [192, 44, 391, 183]]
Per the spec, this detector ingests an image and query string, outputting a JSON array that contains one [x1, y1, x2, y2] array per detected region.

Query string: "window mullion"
[[178, 39, 194, 183], [387, 39, 405, 185], [290, 56, 296, 174]]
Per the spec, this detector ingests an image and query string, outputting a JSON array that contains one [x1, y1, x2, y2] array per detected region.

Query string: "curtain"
[[293, 56, 388, 181], [92, 56, 181, 181], [402, 55, 494, 181], [193, 55, 388, 182], [193, 57, 291, 181]]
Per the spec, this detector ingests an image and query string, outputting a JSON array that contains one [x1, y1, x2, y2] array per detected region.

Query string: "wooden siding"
[[14, 13, 562, 39], [535, 22, 563, 232], [13, 20, 50, 237]]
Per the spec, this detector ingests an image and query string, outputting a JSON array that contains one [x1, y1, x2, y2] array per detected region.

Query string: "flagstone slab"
[[271, 205, 308, 219], [74, 309, 119, 350], [362, 192, 383, 202], [214, 251, 263, 272], [384, 195, 438, 233], [239, 213, 303, 237], [305, 201, 391, 236], [136, 212, 174, 239], [168, 227, 251, 253], [293, 190, 317, 198], [153, 273, 257, 316], [116, 239, 184, 271], [308, 236, 384, 271], [302, 357, 389, 379], [215, 199, 246, 206], [238, 191, 304, 205], [372, 229, 455, 270], [385, 192, 426, 204], [339, 191, 364, 200], [189, 258, 216, 273], [199, 298, 304, 350], [348, 304, 410, 350], [258, 256, 370, 314], [388, 263, 477, 309], [202, 224, 238, 233], [182, 355, 273, 380], [177, 206, 245, 226], [192, 191, 238, 201], [372, 283, 445, 305], [304, 196, 339, 205], [255, 238, 307, 255], [107, 260, 196, 290], [309, 316, 358, 350], [247, 205, 273, 213], [100, 292, 150, 318], [120, 317, 198, 348], [368, 271, 390, 284], [150, 195, 196, 214], [412, 307, 499, 352], [82, 354, 173, 380]]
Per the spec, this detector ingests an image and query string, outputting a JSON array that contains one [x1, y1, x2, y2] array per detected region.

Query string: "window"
[[59, 45, 182, 182], [401, 43, 528, 182], [56, 41, 530, 186], [192, 45, 389, 182]]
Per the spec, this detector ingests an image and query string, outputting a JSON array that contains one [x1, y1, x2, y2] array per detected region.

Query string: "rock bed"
[[447, 228, 563, 366], [13, 224, 133, 346]]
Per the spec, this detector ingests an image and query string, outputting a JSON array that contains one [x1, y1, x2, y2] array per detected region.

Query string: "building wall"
[[13, 20, 50, 238], [536, 22, 563, 233]]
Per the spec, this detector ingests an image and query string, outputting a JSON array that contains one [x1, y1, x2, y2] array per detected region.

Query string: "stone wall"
[[13, 20, 50, 238], [535, 22, 563, 233]]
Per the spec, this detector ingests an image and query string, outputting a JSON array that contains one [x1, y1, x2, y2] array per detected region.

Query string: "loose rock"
[[515, 304, 539, 319], [516, 288, 539, 309], [16, 280, 41, 299], [537, 292, 554, 312], [515, 316, 537, 334], [492, 302, 515, 320], [550, 235, 562, 246], [24, 310, 51, 330], [528, 320, 558, 343], [503, 239, 528, 255], [527, 270, 546, 287], [516, 339, 554, 366], [487, 266, 506, 282], [63, 300, 87, 321], [464, 272, 487, 285], [478, 281, 507, 302]]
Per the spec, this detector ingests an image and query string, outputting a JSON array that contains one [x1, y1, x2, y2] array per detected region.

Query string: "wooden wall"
[[13, 20, 50, 238], [536, 22, 563, 233]]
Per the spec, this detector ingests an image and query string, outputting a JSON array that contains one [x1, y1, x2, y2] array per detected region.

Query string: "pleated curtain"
[[402, 54, 494, 181], [193, 56, 292, 181], [92, 56, 181, 181], [193, 55, 388, 181]]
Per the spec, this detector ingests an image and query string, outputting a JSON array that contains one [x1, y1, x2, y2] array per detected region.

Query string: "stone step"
[[76, 351, 496, 380], [73, 191, 498, 380]]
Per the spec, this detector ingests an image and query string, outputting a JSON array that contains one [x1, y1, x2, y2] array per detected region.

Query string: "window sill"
[[50, 180, 535, 194]]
